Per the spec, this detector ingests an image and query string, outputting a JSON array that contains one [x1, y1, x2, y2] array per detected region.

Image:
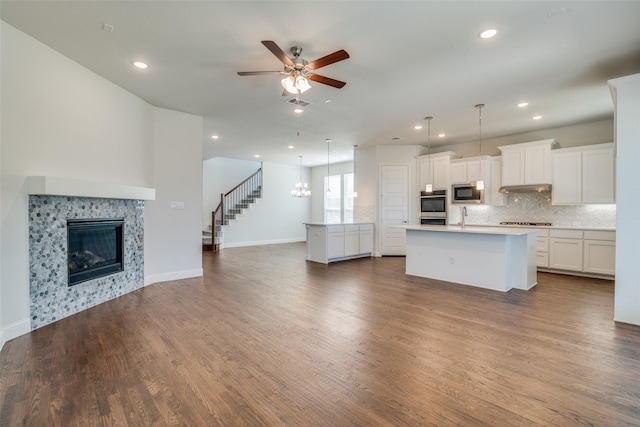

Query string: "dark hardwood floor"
[[2, 242, 640, 426]]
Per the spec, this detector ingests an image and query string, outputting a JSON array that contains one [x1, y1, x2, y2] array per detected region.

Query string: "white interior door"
[[380, 164, 408, 256]]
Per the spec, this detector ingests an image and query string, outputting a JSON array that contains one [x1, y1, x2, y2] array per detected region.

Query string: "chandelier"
[[291, 156, 311, 197]]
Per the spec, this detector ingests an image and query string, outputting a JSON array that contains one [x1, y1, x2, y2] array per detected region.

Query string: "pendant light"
[[475, 104, 485, 191], [326, 138, 331, 194], [352, 145, 358, 198], [425, 116, 433, 193], [291, 155, 311, 197]]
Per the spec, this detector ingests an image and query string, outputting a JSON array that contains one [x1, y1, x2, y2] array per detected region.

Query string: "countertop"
[[466, 223, 616, 232], [304, 222, 374, 226], [403, 225, 537, 236]]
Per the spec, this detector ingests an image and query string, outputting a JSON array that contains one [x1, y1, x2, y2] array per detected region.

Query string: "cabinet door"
[[583, 147, 615, 204], [344, 231, 360, 256], [489, 158, 504, 206], [525, 144, 550, 184], [450, 162, 467, 184], [466, 160, 482, 182], [359, 226, 374, 254], [418, 158, 433, 190], [583, 240, 615, 275], [549, 238, 583, 271], [432, 156, 450, 190], [501, 148, 525, 186], [327, 229, 345, 259], [552, 150, 582, 205]]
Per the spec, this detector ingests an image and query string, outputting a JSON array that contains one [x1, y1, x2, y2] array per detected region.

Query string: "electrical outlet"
[[449, 256, 455, 264]]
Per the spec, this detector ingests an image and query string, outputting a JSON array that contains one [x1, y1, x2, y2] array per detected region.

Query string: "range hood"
[[498, 184, 552, 193]]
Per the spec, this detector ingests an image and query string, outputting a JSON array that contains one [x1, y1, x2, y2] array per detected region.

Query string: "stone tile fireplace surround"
[[27, 176, 155, 330]]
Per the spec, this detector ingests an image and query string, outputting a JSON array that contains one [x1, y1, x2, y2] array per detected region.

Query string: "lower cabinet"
[[528, 227, 615, 278], [583, 231, 616, 275], [306, 223, 374, 264]]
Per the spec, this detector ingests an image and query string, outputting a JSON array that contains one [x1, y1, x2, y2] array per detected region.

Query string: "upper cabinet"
[[498, 139, 559, 186], [450, 156, 504, 206], [417, 151, 459, 191], [552, 143, 615, 205], [450, 157, 485, 184]]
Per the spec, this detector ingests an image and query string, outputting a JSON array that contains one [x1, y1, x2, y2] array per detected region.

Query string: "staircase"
[[203, 167, 262, 252]]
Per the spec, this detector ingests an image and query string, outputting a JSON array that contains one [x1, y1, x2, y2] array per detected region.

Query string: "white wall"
[[144, 107, 203, 284], [221, 161, 310, 247], [202, 157, 261, 229], [609, 73, 640, 326], [0, 22, 203, 345]]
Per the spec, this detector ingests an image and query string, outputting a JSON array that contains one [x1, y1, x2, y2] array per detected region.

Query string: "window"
[[324, 173, 354, 223]]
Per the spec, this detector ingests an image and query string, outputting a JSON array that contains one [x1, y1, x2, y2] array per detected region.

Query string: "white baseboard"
[[1, 317, 31, 351], [221, 237, 305, 249], [144, 268, 203, 286]]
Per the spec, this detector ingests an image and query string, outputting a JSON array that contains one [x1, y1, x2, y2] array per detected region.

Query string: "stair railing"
[[212, 166, 262, 244]]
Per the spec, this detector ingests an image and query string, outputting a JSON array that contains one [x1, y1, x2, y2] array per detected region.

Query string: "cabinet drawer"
[[550, 229, 583, 239], [537, 252, 549, 268], [535, 229, 550, 237], [327, 225, 345, 234], [583, 230, 615, 241], [344, 224, 360, 233], [359, 224, 374, 232], [537, 237, 549, 253]]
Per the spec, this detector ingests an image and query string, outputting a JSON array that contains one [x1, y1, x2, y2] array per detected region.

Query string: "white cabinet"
[[305, 223, 374, 264], [418, 151, 459, 191], [534, 229, 549, 268], [583, 144, 615, 204], [489, 157, 505, 206], [498, 139, 558, 186], [450, 157, 485, 184], [549, 229, 583, 272], [327, 225, 346, 259], [583, 230, 616, 275], [552, 143, 615, 205]]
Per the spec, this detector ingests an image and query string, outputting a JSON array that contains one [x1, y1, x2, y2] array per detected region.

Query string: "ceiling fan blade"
[[261, 40, 294, 67], [307, 49, 350, 70], [237, 71, 285, 76], [308, 74, 347, 89]]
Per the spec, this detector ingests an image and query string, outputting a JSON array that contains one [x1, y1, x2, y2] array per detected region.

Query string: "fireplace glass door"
[[67, 218, 124, 286]]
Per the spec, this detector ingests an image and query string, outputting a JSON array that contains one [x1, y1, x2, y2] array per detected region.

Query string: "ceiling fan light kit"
[[239, 40, 349, 94]]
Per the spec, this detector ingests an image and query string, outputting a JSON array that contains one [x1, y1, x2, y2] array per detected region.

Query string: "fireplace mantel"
[[27, 176, 156, 200]]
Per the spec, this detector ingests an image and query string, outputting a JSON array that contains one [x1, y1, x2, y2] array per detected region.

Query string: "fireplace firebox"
[[67, 218, 124, 286]]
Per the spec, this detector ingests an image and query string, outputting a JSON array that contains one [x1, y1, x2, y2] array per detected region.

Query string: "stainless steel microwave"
[[452, 183, 484, 204]]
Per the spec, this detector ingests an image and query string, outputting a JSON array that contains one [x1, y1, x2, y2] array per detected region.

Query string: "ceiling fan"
[[237, 40, 349, 94]]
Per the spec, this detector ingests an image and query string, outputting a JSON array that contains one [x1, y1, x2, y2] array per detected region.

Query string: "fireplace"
[[67, 218, 124, 286]]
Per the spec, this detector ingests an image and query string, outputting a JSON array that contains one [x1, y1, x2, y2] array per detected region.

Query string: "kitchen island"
[[304, 222, 374, 264], [404, 225, 538, 292]]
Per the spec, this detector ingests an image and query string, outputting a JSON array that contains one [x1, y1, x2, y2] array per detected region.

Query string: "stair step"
[[235, 204, 249, 209]]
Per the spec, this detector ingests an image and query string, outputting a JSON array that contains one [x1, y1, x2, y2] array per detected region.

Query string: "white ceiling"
[[3, 1, 640, 166]]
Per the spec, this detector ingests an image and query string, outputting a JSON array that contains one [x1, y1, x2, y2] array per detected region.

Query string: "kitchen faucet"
[[460, 206, 467, 228]]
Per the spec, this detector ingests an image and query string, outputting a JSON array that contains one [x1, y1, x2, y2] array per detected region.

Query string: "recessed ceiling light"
[[210, 135, 219, 140], [438, 133, 446, 138], [254, 154, 260, 158], [133, 61, 148, 69], [479, 28, 498, 39], [324, 99, 332, 103], [517, 102, 529, 108], [532, 115, 543, 120], [294, 108, 304, 114], [414, 125, 423, 130], [288, 145, 294, 149]]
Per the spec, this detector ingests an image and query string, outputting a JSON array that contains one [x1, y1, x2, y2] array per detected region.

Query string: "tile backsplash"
[[458, 192, 616, 227]]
